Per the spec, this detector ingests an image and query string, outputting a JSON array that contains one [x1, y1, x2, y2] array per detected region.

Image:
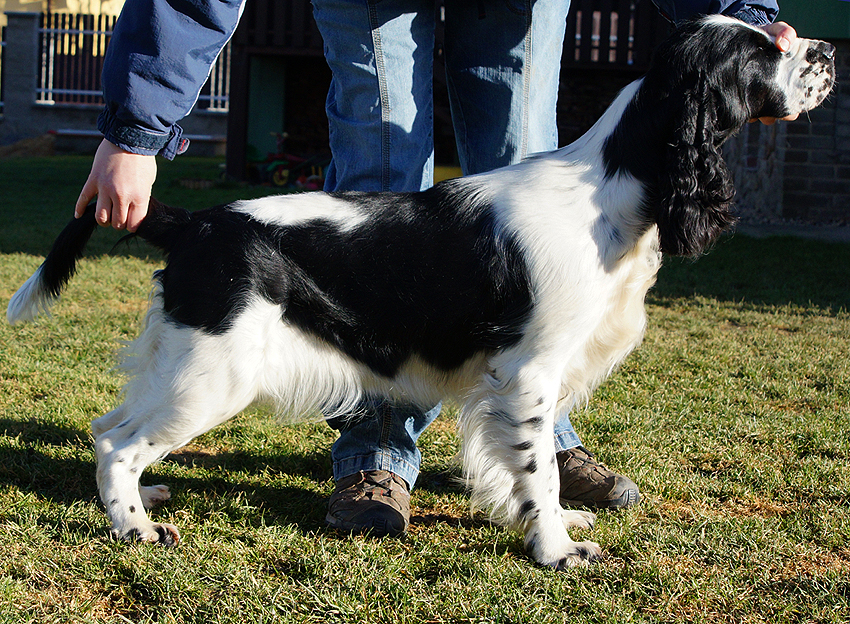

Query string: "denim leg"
[[329, 399, 442, 489], [313, 0, 579, 487], [553, 408, 583, 452], [313, 0, 442, 488], [313, 0, 436, 192], [444, 0, 581, 451], [443, 0, 570, 173]]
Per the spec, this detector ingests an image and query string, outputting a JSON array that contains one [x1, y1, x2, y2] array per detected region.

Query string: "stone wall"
[[723, 119, 786, 224]]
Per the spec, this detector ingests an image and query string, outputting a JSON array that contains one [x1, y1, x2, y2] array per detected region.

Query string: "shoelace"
[[360, 472, 404, 497]]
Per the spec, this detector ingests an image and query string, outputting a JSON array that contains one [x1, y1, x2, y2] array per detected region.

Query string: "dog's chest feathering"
[[489, 159, 661, 403]]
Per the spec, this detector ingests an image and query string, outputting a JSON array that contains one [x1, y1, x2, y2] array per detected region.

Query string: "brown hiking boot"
[[326, 470, 410, 537], [557, 446, 640, 510]]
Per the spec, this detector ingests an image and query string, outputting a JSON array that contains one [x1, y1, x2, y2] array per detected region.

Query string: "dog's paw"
[[550, 540, 603, 569], [561, 509, 595, 530], [140, 484, 171, 509], [527, 535, 603, 570], [112, 522, 181, 547]]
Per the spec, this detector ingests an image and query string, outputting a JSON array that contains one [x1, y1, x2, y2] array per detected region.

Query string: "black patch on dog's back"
[[158, 181, 533, 377]]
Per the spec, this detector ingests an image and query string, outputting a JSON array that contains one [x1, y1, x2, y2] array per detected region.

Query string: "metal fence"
[[36, 12, 230, 112], [200, 40, 232, 112], [565, 0, 670, 69], [29, 3, 664, 112], [37, 13, 113, 106]]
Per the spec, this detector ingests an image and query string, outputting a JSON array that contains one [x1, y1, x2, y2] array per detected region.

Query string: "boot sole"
[[325, 513, 408, 538], [560, 488, 641, 511]]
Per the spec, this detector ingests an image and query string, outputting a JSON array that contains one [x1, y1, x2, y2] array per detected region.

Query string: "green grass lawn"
[[1, 156, 848, 623]]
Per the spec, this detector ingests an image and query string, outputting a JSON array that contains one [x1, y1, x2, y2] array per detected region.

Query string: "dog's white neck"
[[558, 78, 644, 158], [551, 78, 653, 262]]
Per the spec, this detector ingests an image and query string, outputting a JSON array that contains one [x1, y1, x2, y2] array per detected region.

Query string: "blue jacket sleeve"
[[98, 0, 245, 159], [651, 0, 779, 25]]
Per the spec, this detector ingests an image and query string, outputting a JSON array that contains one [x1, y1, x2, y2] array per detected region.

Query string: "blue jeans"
[[313, 0, 579, 489]]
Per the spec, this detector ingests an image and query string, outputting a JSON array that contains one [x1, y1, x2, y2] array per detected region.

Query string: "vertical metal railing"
[[564, 0, 669, 69], [36, 12, 230, 112], [37, 13, 114, 105], [197, 41, 232, 112]]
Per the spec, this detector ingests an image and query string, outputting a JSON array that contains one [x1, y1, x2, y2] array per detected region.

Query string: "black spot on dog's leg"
[[512, 440, 533, 451], [520, 500, 537, 518], [121, 528, 142, 542], [525, 457, 538, 474]]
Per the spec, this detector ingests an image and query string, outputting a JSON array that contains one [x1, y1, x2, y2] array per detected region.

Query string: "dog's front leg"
[[462, 368, 601, 569]]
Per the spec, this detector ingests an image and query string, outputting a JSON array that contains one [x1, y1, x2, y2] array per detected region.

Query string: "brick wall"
[[726, 39, 850, 226]]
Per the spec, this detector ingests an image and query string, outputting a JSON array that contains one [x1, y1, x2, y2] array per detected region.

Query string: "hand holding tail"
[[75, 139, 157, 232]]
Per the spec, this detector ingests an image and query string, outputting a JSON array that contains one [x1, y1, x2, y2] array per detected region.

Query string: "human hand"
[[764, 21, 797, 54], [751, 21, 800, 125], [75, 139, 158, 232]]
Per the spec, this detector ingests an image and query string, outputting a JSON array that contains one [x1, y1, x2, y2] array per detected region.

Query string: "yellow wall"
[[3, 0, 124, 17], [2, 0, 124, 27]]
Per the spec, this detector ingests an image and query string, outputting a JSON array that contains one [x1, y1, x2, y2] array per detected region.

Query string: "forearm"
[[100, 0, 245, 158]]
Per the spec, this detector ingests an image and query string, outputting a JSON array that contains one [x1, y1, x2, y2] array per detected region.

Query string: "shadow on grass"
[[0, 419, 96, 505], [0, 417, 90, 447], [651, 233, 850, 313], [0, 437, 328, 535], [0, 416, 470, 540]]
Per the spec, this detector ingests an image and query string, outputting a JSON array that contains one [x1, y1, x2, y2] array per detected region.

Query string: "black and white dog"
[[7, 16, 834, 569]]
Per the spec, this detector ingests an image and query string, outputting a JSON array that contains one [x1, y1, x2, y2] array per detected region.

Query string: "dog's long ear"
[[654, 70, 737, 258]]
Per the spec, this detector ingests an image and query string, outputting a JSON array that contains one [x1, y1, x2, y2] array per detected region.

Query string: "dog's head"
[[650, 15, 835, 134], [606, 16, 835, 257]]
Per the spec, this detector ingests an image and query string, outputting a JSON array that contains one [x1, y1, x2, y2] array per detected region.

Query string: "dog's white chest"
[[546, 226, 662, 405]]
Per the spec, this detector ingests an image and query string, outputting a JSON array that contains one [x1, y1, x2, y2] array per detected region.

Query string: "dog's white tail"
[[7, 265, 55, 324]]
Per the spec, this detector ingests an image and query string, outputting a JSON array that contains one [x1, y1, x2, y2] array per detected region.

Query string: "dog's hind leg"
[[94, 324, 263, 545], [94, 387, 256, 545], [92, 408, 172, 513], [460, 363, 601, 570], [95, 412, 183, 545]]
